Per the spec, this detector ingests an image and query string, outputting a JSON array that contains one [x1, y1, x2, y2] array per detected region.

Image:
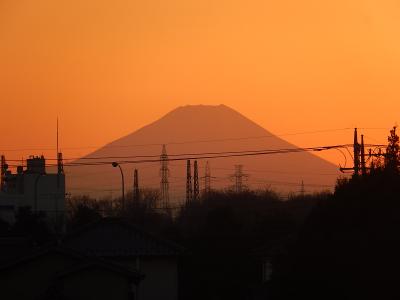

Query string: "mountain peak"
[[166, 104, 236, 116], [68, 105, 340, 198]]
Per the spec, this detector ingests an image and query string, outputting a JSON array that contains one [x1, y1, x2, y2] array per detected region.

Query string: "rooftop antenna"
[[0, 155, 6, 191], [353, 128, 360, 176], [56, 118, 64, 179], [57, 117, 59, 158]]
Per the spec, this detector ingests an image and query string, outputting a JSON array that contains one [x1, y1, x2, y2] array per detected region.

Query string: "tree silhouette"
[[270, 127, 400, 300], [385, 125, 400, 172], [11, 207, 53, 244]]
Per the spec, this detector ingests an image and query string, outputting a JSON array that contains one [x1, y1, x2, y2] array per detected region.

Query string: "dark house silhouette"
[[0, 247, 144, 300], [61, 218, 184, 300]]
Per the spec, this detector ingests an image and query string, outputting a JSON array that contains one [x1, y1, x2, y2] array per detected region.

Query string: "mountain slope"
[[66, 105, 340, 200]]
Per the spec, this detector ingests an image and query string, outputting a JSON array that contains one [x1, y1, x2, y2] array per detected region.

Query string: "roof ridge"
[[61, 217, 185, 256]]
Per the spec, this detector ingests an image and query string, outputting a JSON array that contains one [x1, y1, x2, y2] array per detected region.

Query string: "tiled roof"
[[62, 218, 184, 257]]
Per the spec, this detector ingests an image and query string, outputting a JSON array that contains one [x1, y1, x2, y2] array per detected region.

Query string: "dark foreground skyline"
[[0, 127, 399, 299]]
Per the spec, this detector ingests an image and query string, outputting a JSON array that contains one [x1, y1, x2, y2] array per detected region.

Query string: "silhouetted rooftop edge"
[[61, 217, 185, 257]]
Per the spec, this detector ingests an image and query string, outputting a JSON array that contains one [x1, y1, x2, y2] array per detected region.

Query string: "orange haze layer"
[[0, 0, 399, 166]]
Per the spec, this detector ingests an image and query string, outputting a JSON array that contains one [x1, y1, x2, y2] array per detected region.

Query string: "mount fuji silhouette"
[[66, 105, 340, 200]]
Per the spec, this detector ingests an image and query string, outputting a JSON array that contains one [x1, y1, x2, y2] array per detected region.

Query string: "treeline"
[[270, 126, 400, 300], [0, 185, 328, 299], [63, 188, 326, 300]]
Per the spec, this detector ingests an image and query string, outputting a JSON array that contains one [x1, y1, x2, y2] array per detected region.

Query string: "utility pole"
[[56, 118, 59, 167], [360, 134, 366, 176], [353, 128, 360, 176], [133, 169, 139, 202], [0, 155, 5, 191], [186, 160, 193, 204], [112, 162, 125, 210], [340, 128, 362, 176], [204, 161, 211, 195], [56, 119, 64, 189], [160, 145, 170, 209]]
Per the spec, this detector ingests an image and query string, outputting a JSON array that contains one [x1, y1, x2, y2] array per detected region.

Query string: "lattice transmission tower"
[[193, 160, 199, 201], [186, 160, 193, 204], [133, 169, 139, 202], [204, 161, 211, 195], [160, 144, 170, 209], [231, 164, 248, 193]]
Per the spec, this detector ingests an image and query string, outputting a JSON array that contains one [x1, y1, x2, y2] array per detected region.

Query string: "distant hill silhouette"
[[66, 105, 340, 201]]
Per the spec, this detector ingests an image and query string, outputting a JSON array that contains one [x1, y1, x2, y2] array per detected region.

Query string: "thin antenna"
[[0, 155, 6, 191], [57, 117, 59, 158], [353, 128, 360, 176], [361, 134, 366, 175], [56, 118, 64, 175]]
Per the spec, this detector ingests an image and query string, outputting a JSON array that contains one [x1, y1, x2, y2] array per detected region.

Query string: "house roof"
[[0, 245, 144, 300], [0, 245, 144, 284], [0, 246, 84, 272], [61, 218, 184, 257], [55, 260, 145, 282]]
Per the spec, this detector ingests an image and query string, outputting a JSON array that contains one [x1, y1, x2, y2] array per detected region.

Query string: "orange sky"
[[0, 0, 399, 166]]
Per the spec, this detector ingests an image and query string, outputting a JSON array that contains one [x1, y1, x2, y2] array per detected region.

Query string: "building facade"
[[0, 155, 65, 229]]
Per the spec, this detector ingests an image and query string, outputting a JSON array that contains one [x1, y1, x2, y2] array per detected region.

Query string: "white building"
[[0, 155, 65, 230]]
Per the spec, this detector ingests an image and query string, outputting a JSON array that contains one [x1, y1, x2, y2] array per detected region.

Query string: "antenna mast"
[[57, 118, 64, 175], [353, 128, 360, 176], [57, 117, 59, 158], [0, 155, 6, 191]]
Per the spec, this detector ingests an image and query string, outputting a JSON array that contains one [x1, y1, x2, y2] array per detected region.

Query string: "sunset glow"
[[1, 0, 399, 163]]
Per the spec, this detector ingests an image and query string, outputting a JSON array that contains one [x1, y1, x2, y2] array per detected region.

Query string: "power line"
[[209, 167, 341, 176], [53, 144, 388, 167], [0, 127, 357, 153], [249, 178, 333, 188], [4, 141, 387, 164], [4, 144, 381, 168]]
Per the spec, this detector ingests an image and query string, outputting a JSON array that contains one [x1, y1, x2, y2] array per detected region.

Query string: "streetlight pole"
[[112, 162, 125, 210]]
